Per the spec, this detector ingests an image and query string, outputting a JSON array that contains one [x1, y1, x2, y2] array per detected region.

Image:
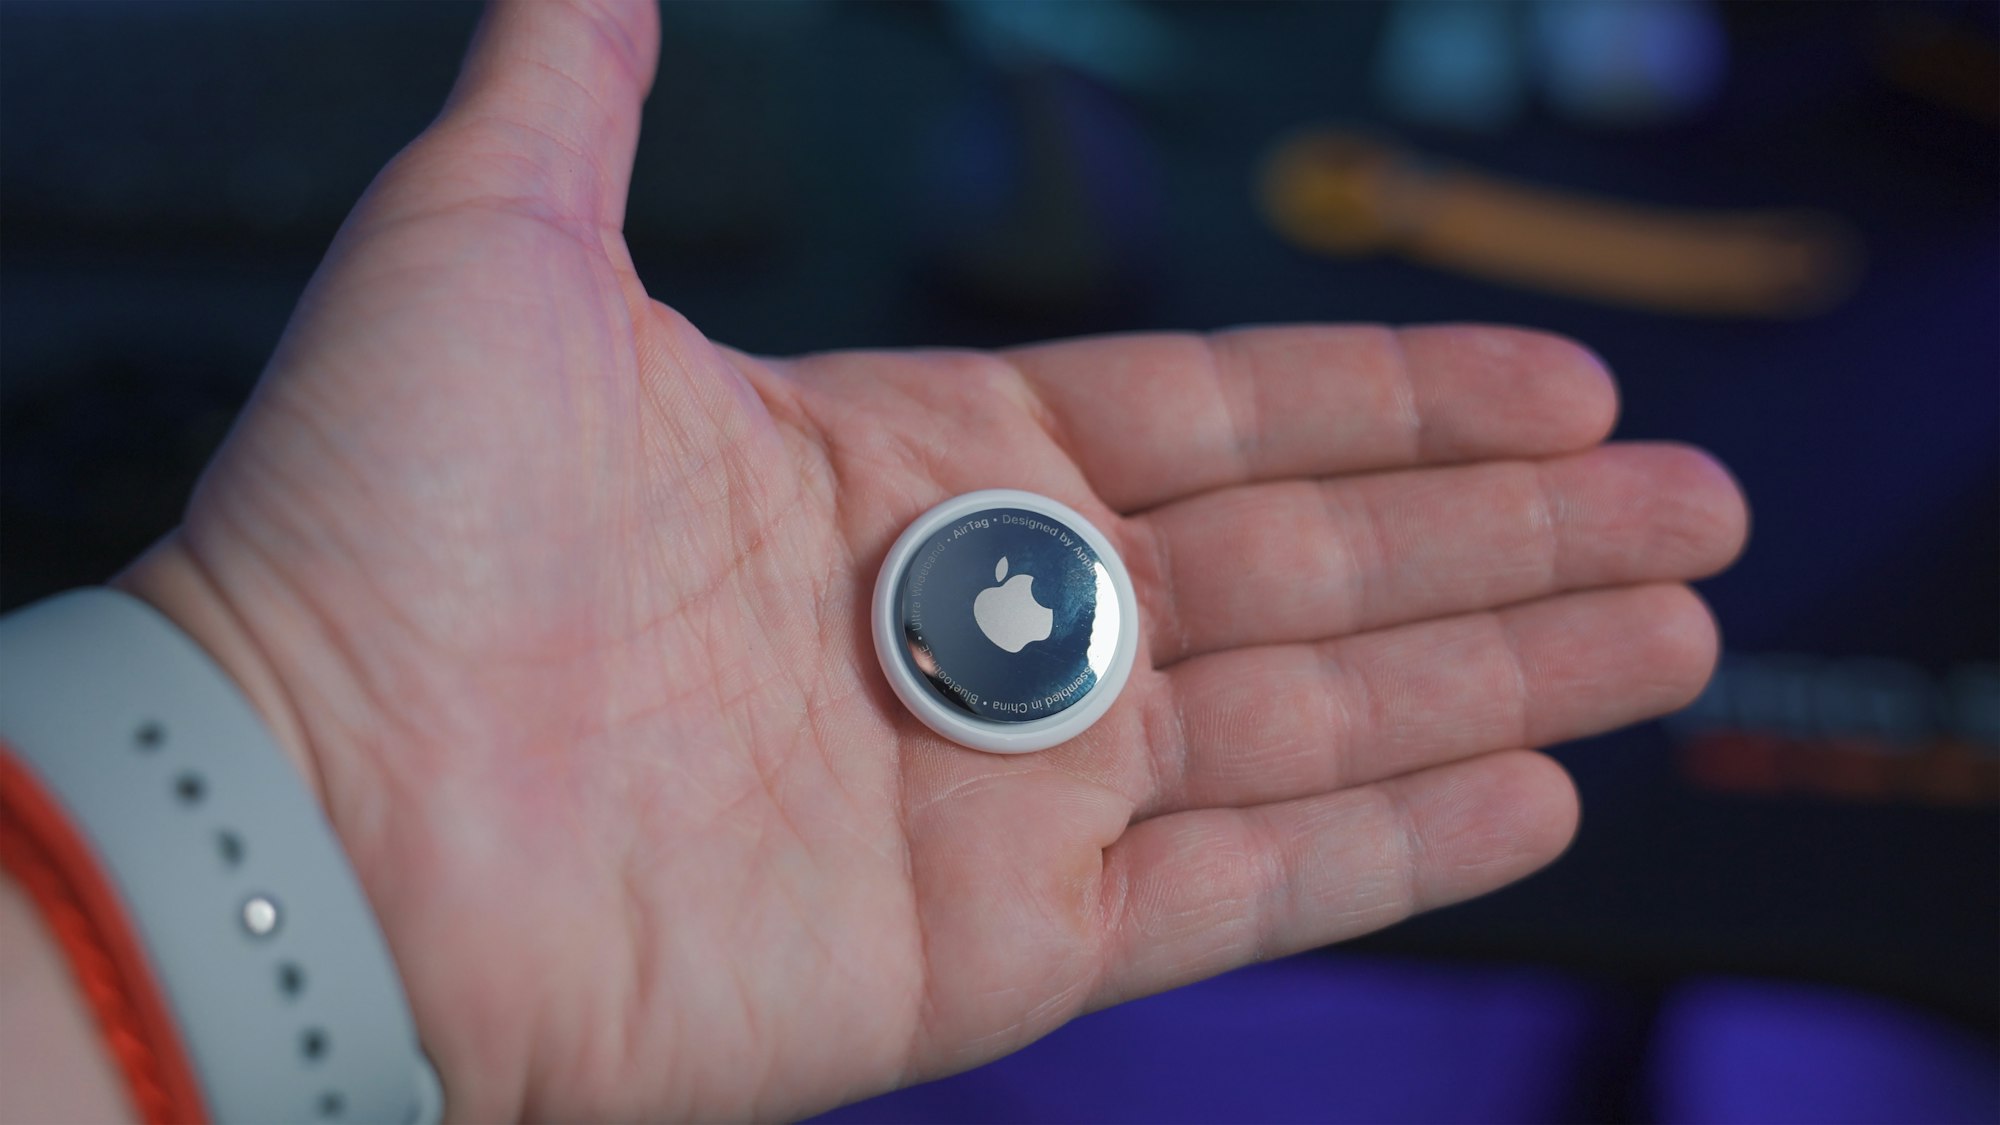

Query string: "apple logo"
[[973, 556, 1054, 653]]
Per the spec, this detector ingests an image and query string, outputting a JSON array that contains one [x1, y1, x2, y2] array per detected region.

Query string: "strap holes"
[[135, 721, 166, 750], [278, 961, 305, 998], [301, 1027, 329, 1061], [317, 1091, 344, 1117], [217, 830, 244, 867], [174, 772, 205, 805]]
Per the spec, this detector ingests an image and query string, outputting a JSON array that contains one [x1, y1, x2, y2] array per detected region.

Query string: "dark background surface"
[[4, 2, 1995, 1121]]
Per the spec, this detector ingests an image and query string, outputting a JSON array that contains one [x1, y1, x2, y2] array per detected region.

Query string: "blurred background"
[[2, 0, 1995, 1121]]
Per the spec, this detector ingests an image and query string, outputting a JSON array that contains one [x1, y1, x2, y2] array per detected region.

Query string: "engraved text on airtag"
[[897, 508, 1117, 723]]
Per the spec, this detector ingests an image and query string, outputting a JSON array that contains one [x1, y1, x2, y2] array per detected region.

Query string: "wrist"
[[112, 534, 324, 808], [96, 536, 450, 1121]]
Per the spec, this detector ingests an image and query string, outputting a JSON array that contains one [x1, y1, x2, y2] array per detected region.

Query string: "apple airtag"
[[872, 489, 1139, 754]]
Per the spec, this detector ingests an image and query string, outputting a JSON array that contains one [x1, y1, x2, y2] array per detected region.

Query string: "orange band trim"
[[0, 740, 209, 1125]]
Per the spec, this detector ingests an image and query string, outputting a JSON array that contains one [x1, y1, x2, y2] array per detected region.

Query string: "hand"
[[118, 2, 1747, 1119]]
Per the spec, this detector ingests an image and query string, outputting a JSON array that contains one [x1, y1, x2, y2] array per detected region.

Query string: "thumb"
[[371, 0, 661, 231]]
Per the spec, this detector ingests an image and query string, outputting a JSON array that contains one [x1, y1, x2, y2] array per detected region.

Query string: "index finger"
[[1005, 325, 1618, 512]]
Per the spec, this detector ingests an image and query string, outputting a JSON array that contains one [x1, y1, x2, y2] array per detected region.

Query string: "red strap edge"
[[0, 740, 210, 1125]]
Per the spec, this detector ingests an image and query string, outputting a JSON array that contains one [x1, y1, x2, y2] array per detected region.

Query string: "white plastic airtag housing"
[[872, 489, 1140, 754]]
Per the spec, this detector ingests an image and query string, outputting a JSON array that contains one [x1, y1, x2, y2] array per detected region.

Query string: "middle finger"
[[1124, 442, 1745, 666]]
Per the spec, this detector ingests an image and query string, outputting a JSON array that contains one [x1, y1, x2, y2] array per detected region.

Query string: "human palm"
[[118, 3, 1746, 1121]]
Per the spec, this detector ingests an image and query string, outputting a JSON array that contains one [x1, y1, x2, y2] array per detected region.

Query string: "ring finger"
[[1131, 582, 1717, 819]]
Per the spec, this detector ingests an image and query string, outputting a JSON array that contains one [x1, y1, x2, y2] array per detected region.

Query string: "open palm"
[[119, 3, 1746, 1121]]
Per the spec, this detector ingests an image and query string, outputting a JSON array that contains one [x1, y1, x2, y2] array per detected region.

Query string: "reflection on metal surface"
[[906, 625, 982, 719], [1087, 562, 1118, 676], [893, 507, 1114, 724]]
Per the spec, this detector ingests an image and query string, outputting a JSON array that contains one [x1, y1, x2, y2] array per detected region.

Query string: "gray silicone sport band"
[[0, 589, 441, 1124]]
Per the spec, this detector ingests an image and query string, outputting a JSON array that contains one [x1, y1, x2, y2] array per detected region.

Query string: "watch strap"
[[0, 589, 441, 1124]]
